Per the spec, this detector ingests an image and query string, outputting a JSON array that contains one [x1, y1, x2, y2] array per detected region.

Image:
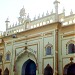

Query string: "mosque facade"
[[0, 0, 75, 75]]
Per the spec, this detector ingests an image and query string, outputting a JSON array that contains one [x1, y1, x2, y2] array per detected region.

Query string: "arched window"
[[46, 46, 51, 55], [6, 54, 10, 61], [66, 40, 75, 54], [45, 42, 53, 55], [68, 43, 75, 54]]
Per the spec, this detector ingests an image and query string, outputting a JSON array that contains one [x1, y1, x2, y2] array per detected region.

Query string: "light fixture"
[[24, 36, 28, 50]]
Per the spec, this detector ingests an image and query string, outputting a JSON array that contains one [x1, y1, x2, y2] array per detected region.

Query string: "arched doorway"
[[21, 59, 36, 75], [0, 69, 2, 75], [63, 63, 75, 75], [67, 63, 75, 75], [4, 68, 9, 75], [44, 64, 53, 75]]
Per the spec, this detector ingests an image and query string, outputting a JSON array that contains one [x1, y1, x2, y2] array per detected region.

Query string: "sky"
[[0, 0, 75, 31]]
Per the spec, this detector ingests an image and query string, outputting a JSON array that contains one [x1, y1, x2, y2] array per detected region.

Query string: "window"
[[46, 46, 51, 55], [6, 54, 10, 61], [45, 42, 52, 55], [68, 43, 75, 54], [0, 55, 2, 62]]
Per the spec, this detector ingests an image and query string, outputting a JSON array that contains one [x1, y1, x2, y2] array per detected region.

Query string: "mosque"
[[0, 0, 75, 75]]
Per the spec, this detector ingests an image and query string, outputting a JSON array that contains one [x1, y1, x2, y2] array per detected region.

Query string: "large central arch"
[[21, 59, 36, 75]]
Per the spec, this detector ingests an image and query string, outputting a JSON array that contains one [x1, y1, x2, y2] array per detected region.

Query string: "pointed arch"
[[16, 49, 37, 74], [63, 63, 75, 75], [21, 59, 36, 75], [63, 63, 71, 75], [4, 68, 9, 75], [67, 63, 75, 75], [16, 50, 37, 62], [44, 64, 53, 75], [6, 50, 11, 54]]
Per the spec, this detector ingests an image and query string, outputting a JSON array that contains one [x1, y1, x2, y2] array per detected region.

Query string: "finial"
[[5, 17, 10, 30], [34, 15, 36, 20], [42, 12, 44, 17], [70, 9, 73, 15], [63, 7, 65, 13], [51, 9, 53, 14], [70, 57, 73, 63], [46, 11, 49, 16], [13, 23, 14, 27], [27, 13, 29, 18], [38, 14, 40, 19], [6, 18, 9, 21], [16, 22, 17, 25]]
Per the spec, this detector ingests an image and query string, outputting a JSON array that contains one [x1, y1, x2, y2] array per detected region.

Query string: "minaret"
[[54, 0, 60, 22], [5, 18, 10, 30]]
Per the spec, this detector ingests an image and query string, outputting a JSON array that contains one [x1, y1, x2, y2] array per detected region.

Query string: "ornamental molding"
[[16, 49, 37, 61]]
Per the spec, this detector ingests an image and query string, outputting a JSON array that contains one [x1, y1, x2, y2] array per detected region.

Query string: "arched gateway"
[[44, 64, 53, 75], [63, 63, 75, 75], [21, 59, 36, 75], [4, 68, 9, 75]]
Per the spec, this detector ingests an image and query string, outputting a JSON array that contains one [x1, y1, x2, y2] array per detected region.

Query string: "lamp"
[[24, 36, 28, 50]]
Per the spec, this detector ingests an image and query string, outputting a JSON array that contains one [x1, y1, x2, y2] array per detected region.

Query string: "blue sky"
[[0, 0, 75, 31]]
